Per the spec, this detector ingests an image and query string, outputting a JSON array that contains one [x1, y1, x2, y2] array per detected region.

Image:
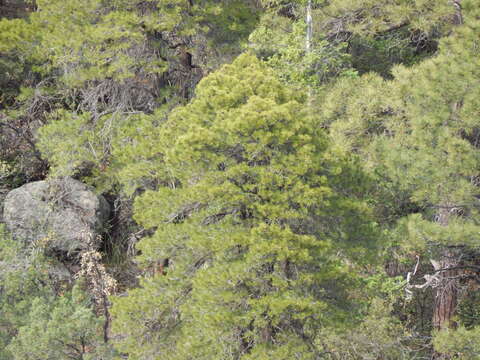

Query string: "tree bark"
[[305, 0, 313, 105], [452, 0, 463, 26], [432, 251, 459, 330], [430, 206, 461, 360], [305, 0, 312, 53], [431, 206, 459, 331]]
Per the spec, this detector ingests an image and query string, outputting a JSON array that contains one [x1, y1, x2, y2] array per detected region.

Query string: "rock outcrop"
[[3, 177, 110, 254]]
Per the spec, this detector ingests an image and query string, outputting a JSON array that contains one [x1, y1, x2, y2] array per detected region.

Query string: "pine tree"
[[6, 285, 109, 360], [316, 1, 480, 355], [0, 225, 111, 359], [111, 53, 377, 359], [0, 0, 261, 185], [249, 1, 352, 89], [375, 1, 480, 334]]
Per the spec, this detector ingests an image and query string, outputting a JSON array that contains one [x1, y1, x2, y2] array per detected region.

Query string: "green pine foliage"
[[111, 53, 377, 359], [29, 1, 258, 183], [319, 0, 457, 76], [6, 285, 109, 360], [322, 0, 455, 36], [249, 8, 351, 88], [433, 326, 480, 360], [0, 225, 52, 359], [370, 0, 480, 255], [0, 225, 110, 359], [1, 0, 480, 358], [321, 298, 415, 360]]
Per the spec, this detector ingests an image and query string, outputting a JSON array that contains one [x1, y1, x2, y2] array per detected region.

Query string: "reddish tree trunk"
[[432, 207, 459, 331], [431, 206, 461, 360], [432, 253, 459, 330]]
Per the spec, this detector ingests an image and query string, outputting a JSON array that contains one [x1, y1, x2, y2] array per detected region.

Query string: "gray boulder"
[[3, 177, 110, 254]]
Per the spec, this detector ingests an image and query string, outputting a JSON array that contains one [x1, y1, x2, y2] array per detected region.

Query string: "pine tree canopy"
[[2, 1, 480, 359], [111, 53, 377, 359]]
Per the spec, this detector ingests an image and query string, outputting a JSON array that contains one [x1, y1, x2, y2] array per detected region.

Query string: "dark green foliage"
[[347, 31, 436, 78], [318, 0, 456, 76], [458, 291, 480, 329]]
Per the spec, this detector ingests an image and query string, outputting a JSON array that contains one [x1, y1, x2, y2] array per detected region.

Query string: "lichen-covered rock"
[[3, 177, 110, 254]]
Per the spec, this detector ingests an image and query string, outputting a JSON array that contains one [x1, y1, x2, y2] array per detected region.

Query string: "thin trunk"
[[101, 292, 111, 343], [260, 317, 276, 345], [239, 323, 253, 355], [305, 0, 313, 104], [305, 0, 312, 53]]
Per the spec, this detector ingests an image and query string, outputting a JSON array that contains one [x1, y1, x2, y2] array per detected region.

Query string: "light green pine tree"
[[110, 53, 377, 359]]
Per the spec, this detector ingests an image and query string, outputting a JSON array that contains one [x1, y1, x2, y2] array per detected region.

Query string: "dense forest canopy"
[[1, 0, 480, 359]]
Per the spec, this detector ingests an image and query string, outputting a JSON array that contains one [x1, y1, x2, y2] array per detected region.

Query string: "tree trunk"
[[432, 251, 459, 330], [305, 0, 313, 105], [430, 207, 461, 360], [452, 0, 463, 26], [431, 206, 459, 331], [305, 0, 312, 53]]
